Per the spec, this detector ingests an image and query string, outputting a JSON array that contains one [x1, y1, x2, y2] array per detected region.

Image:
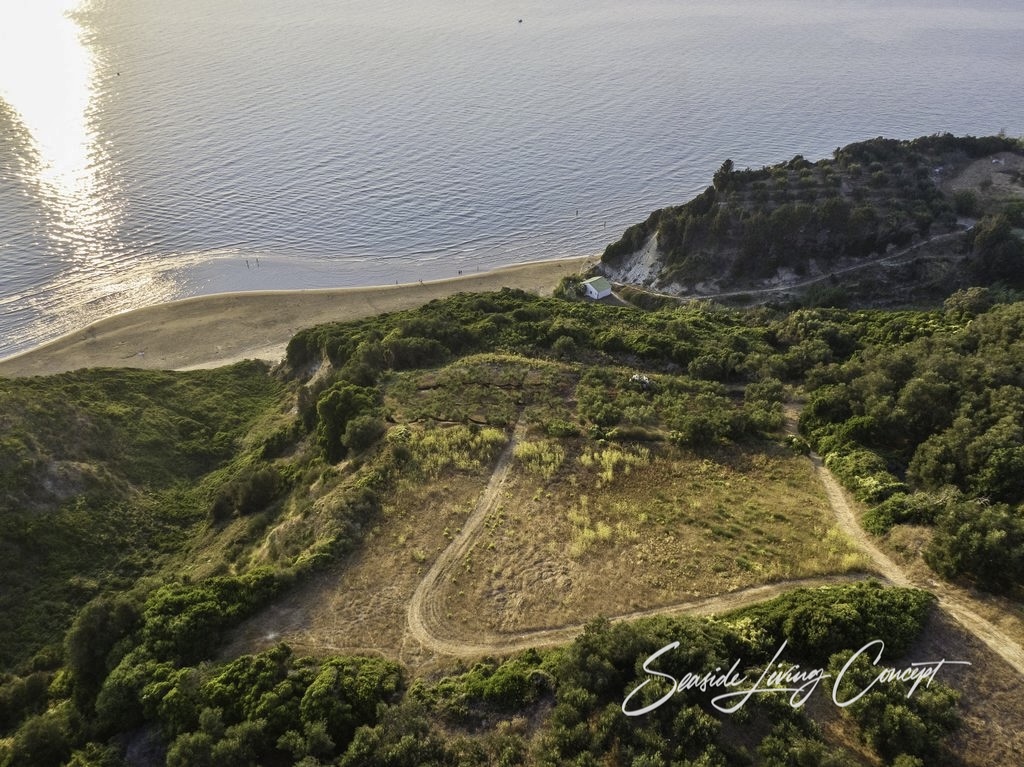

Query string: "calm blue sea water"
[[1, 0, 1023, 357]]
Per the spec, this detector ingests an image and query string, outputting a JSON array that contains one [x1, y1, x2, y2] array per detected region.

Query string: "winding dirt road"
[[402, 413, 1024, 679]]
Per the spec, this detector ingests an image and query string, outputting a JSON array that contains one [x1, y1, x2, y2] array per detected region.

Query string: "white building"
[[581, 276, 612, 300]]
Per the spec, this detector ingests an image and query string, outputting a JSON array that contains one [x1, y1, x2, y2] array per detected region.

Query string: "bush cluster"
[[799, 302, 1024, 592]]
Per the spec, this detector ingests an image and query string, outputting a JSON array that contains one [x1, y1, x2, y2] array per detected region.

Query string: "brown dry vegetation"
[[438, 439, 870, 635], [227, 425, 872, 668], [225, 470, 493, 663]]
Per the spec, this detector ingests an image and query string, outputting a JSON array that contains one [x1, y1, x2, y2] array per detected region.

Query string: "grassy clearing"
[[371, 349, 866, 637], [440, 440, 870, 634]]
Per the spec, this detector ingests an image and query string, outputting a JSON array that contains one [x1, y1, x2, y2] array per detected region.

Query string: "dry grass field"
[[228, 351, 872, 662], [224, 471, 494, 663], [438, 438, 869, 635]]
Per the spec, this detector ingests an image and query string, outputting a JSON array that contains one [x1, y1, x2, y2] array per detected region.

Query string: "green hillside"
[[1, 287, 1021, 764]]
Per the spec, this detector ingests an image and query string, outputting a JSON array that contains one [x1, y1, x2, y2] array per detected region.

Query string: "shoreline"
[[0, 256, 594, 379]]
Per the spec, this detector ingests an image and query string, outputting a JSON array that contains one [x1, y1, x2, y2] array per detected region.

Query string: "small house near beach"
[[581, 276, 612, 300]]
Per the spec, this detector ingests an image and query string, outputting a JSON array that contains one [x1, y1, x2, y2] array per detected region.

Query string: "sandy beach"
[[0, 256, 593, 378]]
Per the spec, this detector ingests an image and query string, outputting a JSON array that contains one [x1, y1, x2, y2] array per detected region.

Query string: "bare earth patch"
[[943, 151, 1024, 203], [905, 609, 1024, 767]]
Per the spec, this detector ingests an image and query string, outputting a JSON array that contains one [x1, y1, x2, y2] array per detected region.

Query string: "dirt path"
[[811, 455, 910, 587], [404, 412, 881, 659], [234, 401, 1022, 679], [404, 418, 856, 657], [809, 451, 1024, 677], [793, 399, 1024, 677], [400, 405, 1024, 679], [406, 418, 528, 655], [409, 574, 871, 658]]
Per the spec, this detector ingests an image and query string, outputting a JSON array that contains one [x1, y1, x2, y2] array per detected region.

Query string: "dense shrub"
[[342, 415, 387, 454], [734, 582, 935, 663], [925, 498, 1024, 592], [824, 448, 906, 504], [797, 301, 1024, 590], [829, 647, 960, 763], [382, 335, 450, 370], [316, 383, 382, 462], [1, 709, 73, 767], [415, 655, 553, 723], [0, 672, 50, 736], [862, 492, 939, 535], [65, 596, 140, 711], [211, 464, 282, 521], [139, 569, 284, 665]]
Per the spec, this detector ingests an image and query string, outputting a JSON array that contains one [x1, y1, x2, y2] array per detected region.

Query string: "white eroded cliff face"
[[599, 233, 665, 287]]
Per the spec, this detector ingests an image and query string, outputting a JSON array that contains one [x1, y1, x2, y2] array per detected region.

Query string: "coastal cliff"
[[600, 134, 1024, 307]]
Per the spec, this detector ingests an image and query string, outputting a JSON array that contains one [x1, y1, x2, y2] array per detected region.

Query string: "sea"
[[1, 0, 1023, 358]]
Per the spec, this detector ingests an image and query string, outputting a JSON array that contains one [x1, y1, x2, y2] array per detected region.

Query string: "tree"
[[4, 713, 72, 767], [66, 596, 140, 711], [713, 159, 735, 192], [342, 415, 387, 454], [166, 731, 214, 767], [972, 214, 1024, 285], [893, 372, 957, 444], [925, 499, 1024, 591], [211, 464, 282, 521], [552, 334, 577, 359], [299, 657, 401, 750], [943, 287, 992, 318], [952, 189, 979, 217], [0, 672, 49, 734], [315, 383, 381, 462]]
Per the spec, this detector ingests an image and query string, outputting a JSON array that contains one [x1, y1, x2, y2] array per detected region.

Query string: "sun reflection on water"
[[0, 0, 122, 262], [0, 0, 188, 352]]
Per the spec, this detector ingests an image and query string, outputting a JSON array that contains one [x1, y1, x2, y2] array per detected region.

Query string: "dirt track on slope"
[[229, 404, 1024, 683], [403, 418, 869, 656], [402, 418, 858, 658], [406, 419, 529, 656], [400, 412, 1024, 678], [810, 453, 1024, 677], [616, 230, 964, 305]]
